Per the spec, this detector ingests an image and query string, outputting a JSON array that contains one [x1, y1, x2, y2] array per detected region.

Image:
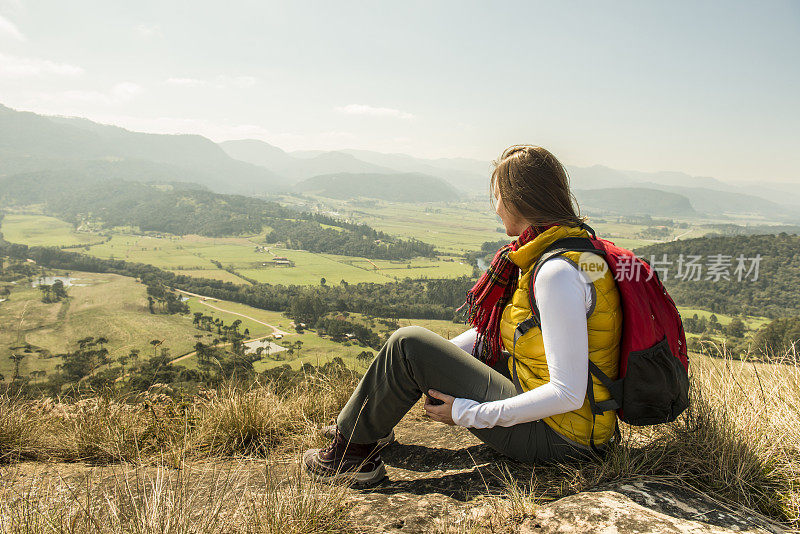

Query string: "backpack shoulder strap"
[[527, 237, 603, 322], [520, 236, 621, 412], [511, 235, 604, 392]]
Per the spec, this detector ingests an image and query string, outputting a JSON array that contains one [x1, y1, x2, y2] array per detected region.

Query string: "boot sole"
[[303, 449, 387, 487]]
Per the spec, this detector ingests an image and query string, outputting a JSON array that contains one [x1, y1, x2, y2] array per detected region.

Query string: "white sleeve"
[[451, 258, 590, 428], [450, 327, 478, 353]]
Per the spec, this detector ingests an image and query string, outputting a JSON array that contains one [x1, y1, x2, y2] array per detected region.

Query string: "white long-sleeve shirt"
[[450, 257, 593, 428]]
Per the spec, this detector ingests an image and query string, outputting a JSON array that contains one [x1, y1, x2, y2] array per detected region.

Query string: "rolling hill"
[[0, 104, 283, 194], [293, 172, 461, 202], [574, 187, 697, 217], [220, 139, 395, 182]]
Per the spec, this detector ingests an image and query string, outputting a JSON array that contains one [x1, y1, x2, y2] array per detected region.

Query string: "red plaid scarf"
[[460, 223, 558, 366]]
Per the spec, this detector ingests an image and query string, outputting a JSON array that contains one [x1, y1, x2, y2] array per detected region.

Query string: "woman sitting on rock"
[[304, 145, 622, 486]]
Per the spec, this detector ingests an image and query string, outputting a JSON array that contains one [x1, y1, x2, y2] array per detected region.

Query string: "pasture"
[[0, 214, 105, 248], [0, 272, 207, 379], [1, 214, 473, 285], [0, 270, 376, 379]]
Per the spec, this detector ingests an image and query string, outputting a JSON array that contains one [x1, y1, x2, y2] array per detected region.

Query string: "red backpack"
[[512, 223, 689, 441]]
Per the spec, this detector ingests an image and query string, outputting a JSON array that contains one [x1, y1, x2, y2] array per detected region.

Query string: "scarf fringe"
[[460, 224, 557, 366]]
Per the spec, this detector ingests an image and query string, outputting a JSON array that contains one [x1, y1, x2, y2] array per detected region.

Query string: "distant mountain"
[[565, 165, 638, 189], [574, 187, 696, 217], [334, 150, 491, 193], [632, 182, 797, 221], [222, 140, 490, 194], [294, 172, 461, 202], [5, 103, 796, 216], [220, 140, 395, 182], [568, 164, 799, 222], [727, 180, 800, 208], [0, 104, 284, 194], [567, 164, 739, 191]]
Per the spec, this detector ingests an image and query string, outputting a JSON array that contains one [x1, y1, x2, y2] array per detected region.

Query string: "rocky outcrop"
[[347, 410, 786, 533], [518, 481, 784, 534]]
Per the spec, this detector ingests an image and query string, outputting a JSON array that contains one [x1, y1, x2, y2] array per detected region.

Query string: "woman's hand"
[[424, 389, 456, 425]]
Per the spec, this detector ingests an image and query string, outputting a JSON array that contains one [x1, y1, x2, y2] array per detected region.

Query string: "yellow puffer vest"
[[501, 224, 623, 447]]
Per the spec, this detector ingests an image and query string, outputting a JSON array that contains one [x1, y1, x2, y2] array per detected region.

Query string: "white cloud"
[[111, 81, 142, 100], [134, 23, 161, 38], [0, 13, 24, 41], [0, 53, 83, 78], [334, 104, 415, 120]]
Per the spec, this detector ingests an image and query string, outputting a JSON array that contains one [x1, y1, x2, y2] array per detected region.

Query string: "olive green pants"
[[336, 326, 596, 464]]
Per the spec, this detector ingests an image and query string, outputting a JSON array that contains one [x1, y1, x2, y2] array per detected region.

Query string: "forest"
[[635, 233, 800, 318], [0, 172, 432, 259]]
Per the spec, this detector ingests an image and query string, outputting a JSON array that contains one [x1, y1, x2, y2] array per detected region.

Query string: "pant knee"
[[388, 325, 429, 346], [388, 326, 434, 356]]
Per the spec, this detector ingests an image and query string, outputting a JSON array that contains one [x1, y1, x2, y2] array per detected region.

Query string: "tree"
[[150, 339, 163, 359], [51, 279, 68, 300], [118, 354, 129, 377], [726, 317, 746, 338], [8, 353, 25, 381], [753, 317, 800, 360]]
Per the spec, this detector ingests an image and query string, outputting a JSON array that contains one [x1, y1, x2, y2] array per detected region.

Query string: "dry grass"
[[1, 348, 798, 531], [546, 344, 800, 530], [0, 369, 358, 465], [0, 460, 357, 534], [190, 372, 355, 458], [0, 391, 44, 463]]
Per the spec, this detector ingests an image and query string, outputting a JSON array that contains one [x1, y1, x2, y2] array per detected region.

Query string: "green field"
[[0, 269, 380, 380], [1, 214, 473, 285], [677, 307, 770, 331], [0, 271, 208, 379], [0, 213, 106, 247], [276, 196, 714, 255]]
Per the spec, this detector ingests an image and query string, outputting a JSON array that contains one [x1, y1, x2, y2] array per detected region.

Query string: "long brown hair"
[[490, 145, 585, 228]]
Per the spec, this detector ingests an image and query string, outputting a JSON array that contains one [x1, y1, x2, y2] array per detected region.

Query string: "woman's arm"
[[451, 258, 590, 428], [450, 327, 478, 353]]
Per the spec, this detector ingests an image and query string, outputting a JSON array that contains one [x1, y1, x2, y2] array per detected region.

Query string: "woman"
[[303, 145, 623, 486]]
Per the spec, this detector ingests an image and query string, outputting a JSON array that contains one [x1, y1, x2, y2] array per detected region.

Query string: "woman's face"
[[494, 188, 529, 237]]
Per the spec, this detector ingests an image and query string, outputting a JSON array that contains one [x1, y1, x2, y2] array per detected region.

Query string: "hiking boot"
[[304, 427, 386, 487], [321, 424, 395, 448]]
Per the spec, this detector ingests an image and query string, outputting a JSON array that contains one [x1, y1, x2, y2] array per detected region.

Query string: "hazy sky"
[[1, 1, 798, 183]]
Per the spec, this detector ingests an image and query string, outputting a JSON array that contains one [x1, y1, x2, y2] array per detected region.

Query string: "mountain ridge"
[[293, 172, 461, 202]]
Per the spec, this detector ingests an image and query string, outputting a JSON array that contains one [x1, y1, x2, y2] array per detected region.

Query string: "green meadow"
[[1, 214, 474, 285], [0, 271, 207, 379], [0, 213, 106, 248], [677, 306, 771, 331], [0, 269, 377, 379]]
